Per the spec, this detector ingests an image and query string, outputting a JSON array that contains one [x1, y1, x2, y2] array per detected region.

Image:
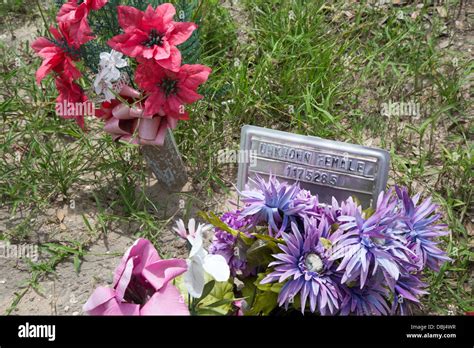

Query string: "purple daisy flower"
[[330, 190, 414, 288], [295, 189, 320, 218], [261, 218, 341, 315], [322, 196, 363, 225], [395, 187, 451, 271], [339, 275, 390, 315], [238, 175, 310, 237], [389, 272, 428, 315], [209, 211, 251, 276]]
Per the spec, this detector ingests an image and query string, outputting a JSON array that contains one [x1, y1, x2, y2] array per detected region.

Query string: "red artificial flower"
[[135, 59, 211, 119], [31, 23, 82, 84], [57, 0, 108, 45], [55, 74, 92, 129], [108, 4, 197, 71]]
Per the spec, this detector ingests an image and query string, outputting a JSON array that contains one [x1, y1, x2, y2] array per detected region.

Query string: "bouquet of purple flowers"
[[203, 175, 451, 315], [83, 175, 450, 316]]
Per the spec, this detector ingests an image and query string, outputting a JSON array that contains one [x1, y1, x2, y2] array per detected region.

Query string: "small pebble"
[[72, 311, 79, 316], [106, 274, 113, 285], [0, 279, 6, 284], [64, 306, 70, 312]]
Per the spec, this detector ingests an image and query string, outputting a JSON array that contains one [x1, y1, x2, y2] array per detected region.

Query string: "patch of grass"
[[5, 240, 88, 315], [0, 0, 29, 16]]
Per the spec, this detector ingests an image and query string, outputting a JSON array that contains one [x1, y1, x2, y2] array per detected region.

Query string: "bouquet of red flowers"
[[32, 0, 211, 146]]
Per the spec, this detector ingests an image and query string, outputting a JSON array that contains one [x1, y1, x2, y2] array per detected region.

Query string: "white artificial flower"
[[94, 50, 128, 102], [94, 69, 115, 102], [183, 224, 230, 298], [99, 50, 128, 76], [173, 218, 212, 240]]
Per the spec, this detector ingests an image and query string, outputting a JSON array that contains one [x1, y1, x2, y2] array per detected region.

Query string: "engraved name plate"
[[237, 125, 390, 208]]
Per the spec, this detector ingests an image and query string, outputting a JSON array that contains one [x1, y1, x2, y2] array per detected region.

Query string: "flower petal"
[[203, 254, 230, 282], [113, 238, 160, 287], [168, 22, 197, 46], [117, 5, 144, 30], [142, 258, 187, 291], [83, 286, 116, 313], [184, 258, 205, 298], [140, 284, 189, 315]]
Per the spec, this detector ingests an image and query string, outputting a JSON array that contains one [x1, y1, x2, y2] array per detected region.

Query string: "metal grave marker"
[[237, 125, 390, 208]]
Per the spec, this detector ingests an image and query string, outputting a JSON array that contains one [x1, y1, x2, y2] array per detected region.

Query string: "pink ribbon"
[[98, 85, 178, 146]]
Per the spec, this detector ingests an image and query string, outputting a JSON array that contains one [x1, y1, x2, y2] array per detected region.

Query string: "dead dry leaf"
[[467, 222, 473, 237], [343, 11, 354, 20], [455, 20, 464, 30], [56, 209, 66, 222], [436, 6, 447, 18], [438, 39, 450, 49]]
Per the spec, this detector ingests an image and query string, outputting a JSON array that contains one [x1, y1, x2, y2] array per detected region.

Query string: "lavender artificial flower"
[[238, 175, 310, 237], [209, 211, 250, 276], [395, 187, 451, 271], [339, 275, 390, 316], [390, 272, 428, 315], [261, 217, 341, 315], [322, 196, 363, 225], [209, 175, 451, 316], [330, 190, 414, 288], [295, 188, 320, 218]]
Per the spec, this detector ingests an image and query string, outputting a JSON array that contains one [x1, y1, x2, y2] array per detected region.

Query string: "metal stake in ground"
[[141, 128, 187, 191]]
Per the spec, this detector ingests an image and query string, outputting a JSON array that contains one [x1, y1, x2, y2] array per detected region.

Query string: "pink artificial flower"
[[108, 4, 197, 71], [83, 238, 189, 315], [55, 74, 91, 129], [31, 23, 82, 84], [135, 59, 211, 118], [233, 300, 245, 316], [97, 84, 178, 145], [57, 0, 108, 45]]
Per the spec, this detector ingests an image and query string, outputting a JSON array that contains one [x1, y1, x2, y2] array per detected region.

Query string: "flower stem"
[[35, 0, 52, 39]]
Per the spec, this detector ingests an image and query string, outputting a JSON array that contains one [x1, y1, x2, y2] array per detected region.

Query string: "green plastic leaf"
[[254, 273, 271, 291], [270, 282, 285, 294], [194, 307, 226, 315], [194, 280, 215, 307], [206, 298, 238, 308], [197, 280, 234, 315], [254, 272, 284, 294], [246, 240, 275, 267], [241, 277, 257, 307], [245, 290, 278, 316], [250, 232, 284, 251], [364, 206, 375, 218], [172, 275, 190, 306], [320, 237, 332, 250]]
